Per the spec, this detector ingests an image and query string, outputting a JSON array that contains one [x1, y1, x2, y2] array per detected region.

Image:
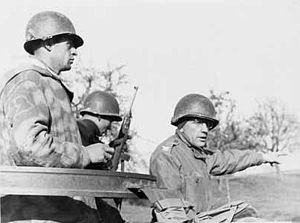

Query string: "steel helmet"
[[24, 11, 84, 54], [80, 91, 122, 122], [171, 94, 219, 129]]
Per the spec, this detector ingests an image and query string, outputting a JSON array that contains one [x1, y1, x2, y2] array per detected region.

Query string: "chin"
[[195, 142, 206, 148]]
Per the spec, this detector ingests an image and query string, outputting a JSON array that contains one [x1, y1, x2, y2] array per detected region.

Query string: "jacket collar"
[[28, 57, 58, 78], [29, 57, 74, 102]]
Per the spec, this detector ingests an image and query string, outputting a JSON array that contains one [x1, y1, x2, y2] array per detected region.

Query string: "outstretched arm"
[[206, 149, 266, 176]]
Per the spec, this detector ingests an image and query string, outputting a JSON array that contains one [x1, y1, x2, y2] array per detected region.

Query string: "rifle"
[[110, 86, 138, 171]]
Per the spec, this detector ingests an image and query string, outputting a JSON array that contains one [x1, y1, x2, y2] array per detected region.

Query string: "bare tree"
[[246, 98, 300, 153], [245, 98, 300, 174]]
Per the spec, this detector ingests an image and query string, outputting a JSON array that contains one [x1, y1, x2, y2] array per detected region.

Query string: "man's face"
[[50, 37, 77, 72], [180, 118, 212, 148], [95, 116, 113, 135]]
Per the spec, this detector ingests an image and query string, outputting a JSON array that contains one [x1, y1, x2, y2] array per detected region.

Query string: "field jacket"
[[150, 130, 265, 213], [0, 58, 89, 167], [0, 58, 99, 223]]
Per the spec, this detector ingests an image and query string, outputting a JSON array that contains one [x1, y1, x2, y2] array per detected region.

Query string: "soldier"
[[77, 90, 128, 223], [78, 90, 130, 168], [149, 93, 281, 222], [0, 11, 113, 222], [78, 91, 122, 149]]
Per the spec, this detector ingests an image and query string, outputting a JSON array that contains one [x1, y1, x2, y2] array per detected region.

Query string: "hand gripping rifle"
[[110, 86, 138, 171]]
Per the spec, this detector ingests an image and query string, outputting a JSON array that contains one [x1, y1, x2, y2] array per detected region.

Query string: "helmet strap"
[[177, 120, 188, 130]]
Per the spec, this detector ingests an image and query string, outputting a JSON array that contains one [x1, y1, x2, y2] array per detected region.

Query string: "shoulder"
[[151, 134, 182, 160], [77, 119, 99, 136], [1, 69, 43, 99], [3, 66, 44, 88], [158, 135, 180, 152], [15, 69, 43, 83], [150, 134, 182, 168], [77, 119, 100, 146], [3, 60, 52, 85]]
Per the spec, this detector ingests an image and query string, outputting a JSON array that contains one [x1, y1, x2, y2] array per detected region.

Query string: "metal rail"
[[0, 166, 157, 199]]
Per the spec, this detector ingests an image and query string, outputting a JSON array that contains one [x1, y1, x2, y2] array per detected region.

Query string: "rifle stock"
[[110, 86, 138, 171]]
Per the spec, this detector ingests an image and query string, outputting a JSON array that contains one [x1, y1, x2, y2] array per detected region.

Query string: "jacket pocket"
[[184, 171, 210, 212]]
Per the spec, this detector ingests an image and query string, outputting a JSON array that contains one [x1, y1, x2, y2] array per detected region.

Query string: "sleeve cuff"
[[81, 147, 91, 167]]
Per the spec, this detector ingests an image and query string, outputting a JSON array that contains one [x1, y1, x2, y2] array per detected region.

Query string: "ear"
[[43, 39, 54, 52]]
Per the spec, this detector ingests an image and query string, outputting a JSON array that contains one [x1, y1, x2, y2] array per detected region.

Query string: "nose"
[[108, 122, 112, 130], [106, 121, 113, 131], [71, 47, 78, 56]]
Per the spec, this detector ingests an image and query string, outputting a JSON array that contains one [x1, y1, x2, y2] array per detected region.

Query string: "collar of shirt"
[[28, 57, 75, 102], [28, 57, 59, 79]]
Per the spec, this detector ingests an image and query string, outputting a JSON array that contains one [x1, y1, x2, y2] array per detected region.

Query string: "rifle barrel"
[[111, 86, 139, 171]]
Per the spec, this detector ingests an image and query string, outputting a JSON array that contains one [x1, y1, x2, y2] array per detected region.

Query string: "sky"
[[1, 0, 300, 165]]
